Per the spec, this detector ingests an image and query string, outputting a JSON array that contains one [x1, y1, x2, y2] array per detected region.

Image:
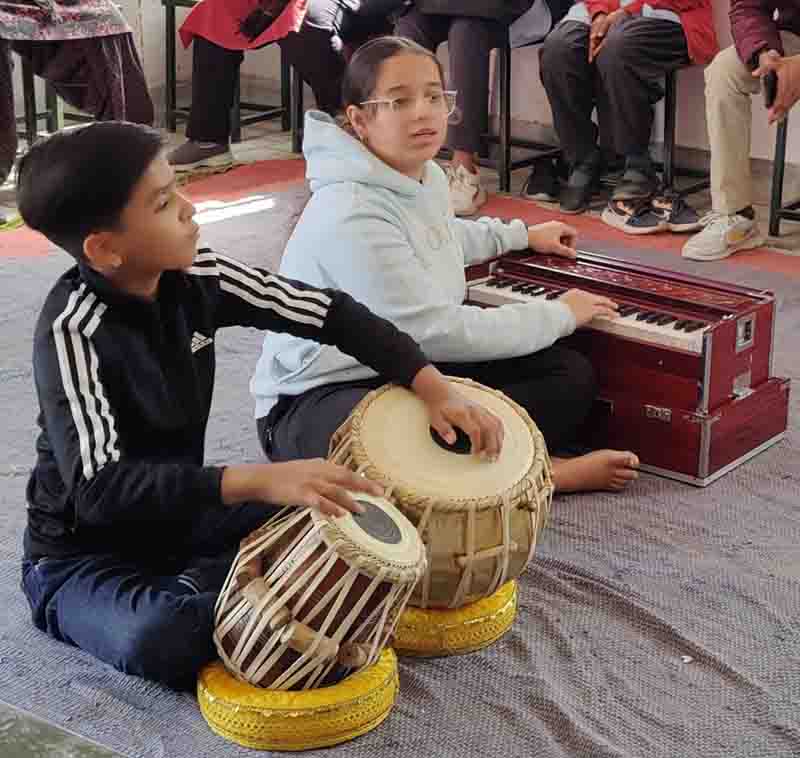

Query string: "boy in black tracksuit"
[[18, 122, 503, 689]]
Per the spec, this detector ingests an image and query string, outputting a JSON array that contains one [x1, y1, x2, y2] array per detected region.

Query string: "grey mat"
[[1, 192, 798, 757]]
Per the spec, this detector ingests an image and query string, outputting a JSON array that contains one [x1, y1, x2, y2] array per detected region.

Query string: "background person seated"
[[683, 0, 800, 261], [168, 0, 399, 172], [0, 0, 153, 184], [537, 0, 716, 233], [395, 1, 535, 216]]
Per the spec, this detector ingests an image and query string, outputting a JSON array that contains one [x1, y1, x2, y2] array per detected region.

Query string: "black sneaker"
[[612, 167, 660, 201], [522, 157, 561, 202], [167, 140, 234, 173], [601, 199, 667, 235], [560, 153, 603, 214], [649, 194, 702, 233]]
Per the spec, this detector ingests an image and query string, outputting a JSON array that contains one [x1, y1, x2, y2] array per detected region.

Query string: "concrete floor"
[[0, 699, 122, 758]]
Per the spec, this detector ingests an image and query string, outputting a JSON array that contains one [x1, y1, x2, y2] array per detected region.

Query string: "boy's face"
[[110, 153, 200, 277]]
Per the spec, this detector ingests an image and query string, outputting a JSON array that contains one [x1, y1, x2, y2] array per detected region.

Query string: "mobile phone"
[[763, 69, 778, 109]]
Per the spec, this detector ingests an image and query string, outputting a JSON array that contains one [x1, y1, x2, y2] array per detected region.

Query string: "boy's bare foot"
[[551, 450, 640, 493]]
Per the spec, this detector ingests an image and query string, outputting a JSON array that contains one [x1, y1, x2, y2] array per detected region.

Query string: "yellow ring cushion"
[[197, 648, 399, 751], [393, 580, 518, 657]]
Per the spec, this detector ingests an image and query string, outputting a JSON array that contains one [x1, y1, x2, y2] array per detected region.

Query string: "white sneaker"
[[447, 164, 488, 216], [681, 212, 764, 261]]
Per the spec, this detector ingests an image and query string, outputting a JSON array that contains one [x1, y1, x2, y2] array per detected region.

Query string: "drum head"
[[358, 383, 537, 502], [312, 493, 425, 582]]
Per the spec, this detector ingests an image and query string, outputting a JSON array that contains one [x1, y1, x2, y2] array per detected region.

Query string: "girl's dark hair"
[[17, 121, 165, 261], [341, 35, 445, 110]]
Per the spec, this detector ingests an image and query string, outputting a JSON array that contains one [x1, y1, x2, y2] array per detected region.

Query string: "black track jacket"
[[25, 249, 428, 560]]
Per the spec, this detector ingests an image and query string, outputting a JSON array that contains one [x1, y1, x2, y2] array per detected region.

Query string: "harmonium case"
[[465, 251, 791, 486]]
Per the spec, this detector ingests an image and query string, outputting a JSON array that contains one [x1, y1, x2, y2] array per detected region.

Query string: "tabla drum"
[[213, 493, 426, 691], [329, 377, 553, 609]]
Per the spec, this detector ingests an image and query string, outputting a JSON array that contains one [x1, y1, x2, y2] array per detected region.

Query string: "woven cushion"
[[393, 581, 518, 657], [197, 648, 399, 751]]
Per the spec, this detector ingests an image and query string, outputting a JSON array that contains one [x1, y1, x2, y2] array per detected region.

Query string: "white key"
[[467, 280, 706, 354]]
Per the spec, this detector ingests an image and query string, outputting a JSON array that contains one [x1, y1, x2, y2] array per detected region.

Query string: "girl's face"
[[347, 53, 450, 180]]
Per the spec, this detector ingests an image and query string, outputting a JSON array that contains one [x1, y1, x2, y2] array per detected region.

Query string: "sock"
[[736, 206, 756, 220]]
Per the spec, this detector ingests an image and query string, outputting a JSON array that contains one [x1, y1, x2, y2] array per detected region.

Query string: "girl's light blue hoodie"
[[250, 111, 577, 420]]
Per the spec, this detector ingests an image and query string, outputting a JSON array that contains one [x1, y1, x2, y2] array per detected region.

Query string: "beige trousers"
[[705, 33, 800, 214]]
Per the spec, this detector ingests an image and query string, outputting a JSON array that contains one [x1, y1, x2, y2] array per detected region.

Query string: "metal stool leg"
[[21, 56, 37, 147], [662, 69, 677, 193], [231, 75, 242, 144], [165, 3, 177, 132], [280, 51, 291, 132], [497, 44, 511, 193], [44, 82, 63, 133], [769, 116, 789, 237], [291, 66, 303, 154]]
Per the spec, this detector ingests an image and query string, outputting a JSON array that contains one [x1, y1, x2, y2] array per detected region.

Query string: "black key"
[[636, 311, 654, 321], [618, 305, 638, 317], [486, 278, 502, 287], [545, 289, 563, 300], [673, 320, 688, 330], [494, 278, 513, 289], [525, 286, 548, 296], [644, 312, 664, 323], [655, 315, 677, 325], [683, 321, 705, 332], [511, 282, 527, 291]]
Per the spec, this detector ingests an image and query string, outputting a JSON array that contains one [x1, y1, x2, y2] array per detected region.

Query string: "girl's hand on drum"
[[559, 288, 618, 327], [527, 221, 578, 258], [222, 461, 383, 518]]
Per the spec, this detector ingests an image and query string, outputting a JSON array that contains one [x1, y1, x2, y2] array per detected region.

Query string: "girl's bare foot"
[[551, 450, 640, 493]]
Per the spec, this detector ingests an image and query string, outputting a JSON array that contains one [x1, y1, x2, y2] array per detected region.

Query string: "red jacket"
[[179, 0, 307, 50], [729, 0, 800, 67], [585, 0, 718, 65]]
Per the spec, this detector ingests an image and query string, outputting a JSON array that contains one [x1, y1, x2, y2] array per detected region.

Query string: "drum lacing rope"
[[450, 499, 478, 608], [270, 544, 353, 690], [310, 564, 390, 687]]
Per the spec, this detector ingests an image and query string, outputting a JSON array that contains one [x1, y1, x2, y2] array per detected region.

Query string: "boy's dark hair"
[[17, 122, 165, 261], [342, 35, 445, 111]]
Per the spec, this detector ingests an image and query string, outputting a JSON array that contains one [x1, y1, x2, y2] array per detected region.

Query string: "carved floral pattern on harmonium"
[[466, 251, 791, 486]]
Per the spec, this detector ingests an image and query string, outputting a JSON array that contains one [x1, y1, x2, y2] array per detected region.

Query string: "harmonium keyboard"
[[465, 251, 790, 486]]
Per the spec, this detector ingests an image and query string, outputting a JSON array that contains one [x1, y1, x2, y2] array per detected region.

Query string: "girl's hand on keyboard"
[[527, 221, 577, 258], [559, 289, 618, 327]]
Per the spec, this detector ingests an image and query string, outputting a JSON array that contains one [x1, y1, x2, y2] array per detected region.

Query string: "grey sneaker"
[[649, 194, 703, 233], [167, 140, 233, 172], [601, 199, 667, 235], [682, 212, 764, 261]]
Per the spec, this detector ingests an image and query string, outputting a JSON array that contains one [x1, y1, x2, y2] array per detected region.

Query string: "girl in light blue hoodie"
[[251, 35, 639, 493]]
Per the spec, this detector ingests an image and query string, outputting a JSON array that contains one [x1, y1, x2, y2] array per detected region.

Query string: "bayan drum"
[[329, 377, 554, 609], [213, 493, 425, 690]]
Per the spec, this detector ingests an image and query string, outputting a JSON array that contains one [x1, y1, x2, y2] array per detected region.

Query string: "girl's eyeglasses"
[[359, 90, 458, 118]]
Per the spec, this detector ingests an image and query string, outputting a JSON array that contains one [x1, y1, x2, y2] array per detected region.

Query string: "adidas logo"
[[190, 332, 213, 354]]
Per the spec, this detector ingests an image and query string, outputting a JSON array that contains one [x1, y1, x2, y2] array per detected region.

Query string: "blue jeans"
[[20, 503, 278, 690]]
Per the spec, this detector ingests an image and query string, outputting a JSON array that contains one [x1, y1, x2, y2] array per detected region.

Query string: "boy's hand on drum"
[[411, 366, 504, 461], [429, 390, 505, 462], [527, 221, 577, 259], [222, 461, 383, 518], [559, 288, 618, 327]]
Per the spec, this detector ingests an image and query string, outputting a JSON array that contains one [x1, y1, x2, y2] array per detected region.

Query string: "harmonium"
[[465, 250, 790, 486]]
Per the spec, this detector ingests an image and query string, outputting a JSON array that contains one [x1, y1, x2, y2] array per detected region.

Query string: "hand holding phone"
[[763, 69, 778, 109]]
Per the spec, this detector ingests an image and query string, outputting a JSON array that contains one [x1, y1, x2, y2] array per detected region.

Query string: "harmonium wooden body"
[[465, 251, 790, 486]]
